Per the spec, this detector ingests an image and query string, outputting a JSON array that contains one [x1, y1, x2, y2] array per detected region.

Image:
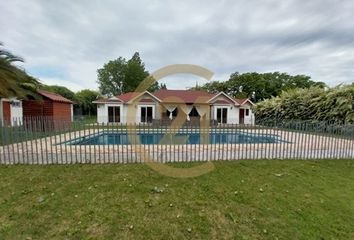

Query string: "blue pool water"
[[68, 132, 281, 145]]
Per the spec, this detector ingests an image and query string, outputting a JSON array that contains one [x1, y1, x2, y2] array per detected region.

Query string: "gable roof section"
[[213, 99, 233, 104], [208, 92, 254, 106], [125, 91, 161, 103], [38, 90, 73, 104], [208, 92, 238, 105], [94, 91, 161, 104], [92, 89, 254, 106], [154, 89, 214, 103], [235, 98, 255, 106], [92, 96, 123, 104], [117, 92, 141, 102]]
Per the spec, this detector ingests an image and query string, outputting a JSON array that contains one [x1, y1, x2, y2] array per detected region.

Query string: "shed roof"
[[38, 90, 73, 104]]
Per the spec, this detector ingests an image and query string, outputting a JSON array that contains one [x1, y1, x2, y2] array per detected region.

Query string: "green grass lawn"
[[0, 160, 354, 239]]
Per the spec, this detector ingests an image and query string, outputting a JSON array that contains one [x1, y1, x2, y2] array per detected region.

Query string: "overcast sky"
[[1, 0, 354, 92]]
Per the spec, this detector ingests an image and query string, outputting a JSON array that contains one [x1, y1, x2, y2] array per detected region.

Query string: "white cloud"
[[1, 0, 354, 92]]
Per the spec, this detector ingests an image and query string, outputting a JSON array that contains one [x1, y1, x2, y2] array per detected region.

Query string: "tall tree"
[[198, 71, 326, 102], [196, 80, 229, 93], [97, 57, 127, 96], [0, 43, 40, 98], [124, 52, 150, 92], [97, 52, 158, 96]]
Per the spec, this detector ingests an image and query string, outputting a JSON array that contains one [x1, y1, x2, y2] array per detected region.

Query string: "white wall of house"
[[155, 104, 163, 120], [210, 104, 255, 125], [96, 104, 106, 123], [239, 102, 255, 125], [0, 98, 23, 126], [97, 102, 255, 125], [129, 93, 160, 123], [97, 103, 157, 124], [95, 93, 255, 125], [246, 111, 255, 125], [229, 106, 240, 124], [211, 105, 239, 124], [209, 94, 240, 124], [96, 103, 124, 123], [10, 99, 23, 125], [136, 104, 156, 123], [122, 105, 128, 124]]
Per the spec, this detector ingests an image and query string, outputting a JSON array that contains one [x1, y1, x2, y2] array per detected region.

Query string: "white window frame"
[[138, 105, 155, 123], [215, 106, 228, 124], [107, 106, 121, 123]]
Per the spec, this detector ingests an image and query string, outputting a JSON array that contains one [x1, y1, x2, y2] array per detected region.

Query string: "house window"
[[189, 107, 199, 117], [108, 106, 120, 123], [141, 106, 153, 123], [245, 109, 249, 116], [166, 108, 178, 117], [216, 108, 228, 124], [11, 102, 21, 107]]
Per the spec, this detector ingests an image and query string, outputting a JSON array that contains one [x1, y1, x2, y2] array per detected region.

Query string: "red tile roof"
[[95, 92, 158, 103], [117, 92, 141, 102], [93, 90, 253, 106], [93, 98, 122, 103], [38, 90, 73, 103], [153, 89, 214, 103], [234, 98, 254, 105], [214, 99, 232, 104]]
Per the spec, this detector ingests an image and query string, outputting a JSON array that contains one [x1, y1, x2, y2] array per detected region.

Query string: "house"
[[0, 97, 23, 126], [93, 89, 255, 125], [22, 90, 74, 122]]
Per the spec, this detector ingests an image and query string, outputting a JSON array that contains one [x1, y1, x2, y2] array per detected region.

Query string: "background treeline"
[[1, 43, 101, 116], [193, 72, 326, 102], [193, 71, 354, 124], [1, 43, 166, 117], [2, 42, 354, 123], [253, 85, 354, 124]]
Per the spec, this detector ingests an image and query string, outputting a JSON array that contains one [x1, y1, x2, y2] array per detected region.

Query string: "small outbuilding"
[[23, 90, 73, 122]]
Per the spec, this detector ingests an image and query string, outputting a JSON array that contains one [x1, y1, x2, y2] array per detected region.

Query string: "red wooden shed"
[[23, 90, 73, 123]]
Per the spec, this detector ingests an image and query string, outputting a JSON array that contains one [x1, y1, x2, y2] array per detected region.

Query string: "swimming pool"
[[67, 131, 282, 145]]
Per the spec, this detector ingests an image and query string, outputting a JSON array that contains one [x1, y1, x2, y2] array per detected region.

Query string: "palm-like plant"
[[0, 42, 40, 98]]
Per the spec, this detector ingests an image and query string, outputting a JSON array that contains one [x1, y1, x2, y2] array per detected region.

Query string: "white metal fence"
[[0, 117, 353, 164]]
